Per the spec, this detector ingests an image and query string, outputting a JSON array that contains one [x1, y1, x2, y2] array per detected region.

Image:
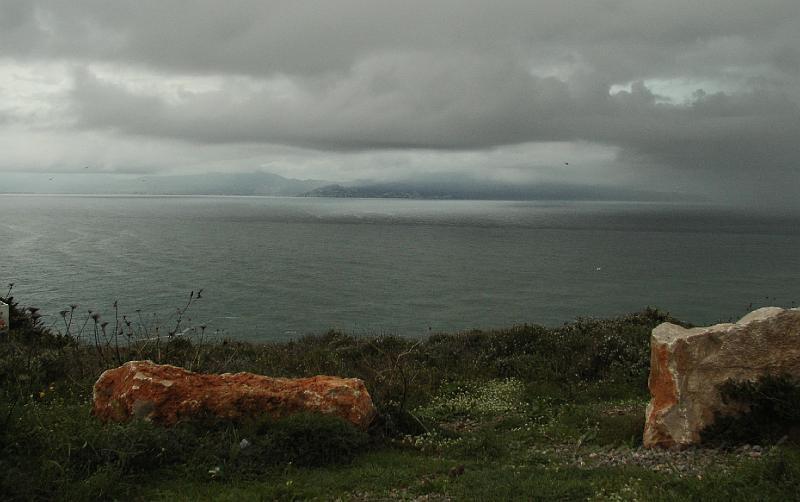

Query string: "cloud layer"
[[1, 0, 799, 207]]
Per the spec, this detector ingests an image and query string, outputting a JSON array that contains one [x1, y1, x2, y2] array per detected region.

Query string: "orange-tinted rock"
[[643, 307, 800, 448], [92, 360, 376, 429]]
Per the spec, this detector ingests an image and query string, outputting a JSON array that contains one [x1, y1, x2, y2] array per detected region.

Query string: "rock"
[[0, 301, 8, 334], [92, 360, 376, 429], [643, 307, 800, 448]]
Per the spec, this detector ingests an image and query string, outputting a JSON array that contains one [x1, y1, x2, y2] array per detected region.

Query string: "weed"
[[702, 374, 800, 446]]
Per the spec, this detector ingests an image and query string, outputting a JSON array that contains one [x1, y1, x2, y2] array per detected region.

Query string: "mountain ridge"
[[2, 171, 698, 202]]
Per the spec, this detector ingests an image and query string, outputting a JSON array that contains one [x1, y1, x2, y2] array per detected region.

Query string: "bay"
[[1, 194, 798, 341]]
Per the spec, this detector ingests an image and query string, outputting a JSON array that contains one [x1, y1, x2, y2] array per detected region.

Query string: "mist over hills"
[[2, 171, 696, 202], [129, 172, 327, 196], [301, 180, 695, 202], [1, 171, 327, 196]]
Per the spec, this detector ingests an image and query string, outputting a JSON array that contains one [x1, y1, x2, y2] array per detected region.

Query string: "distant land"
[[1, 171, 697, 202], [1, 171, 327, 197], [301, 180, 697, 202], [125, 172, 328, 196]]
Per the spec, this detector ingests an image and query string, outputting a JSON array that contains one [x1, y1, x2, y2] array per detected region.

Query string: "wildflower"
[[91, 312, 101, 322], [208, 466, 221, 478], [239, 438, 251, 450]]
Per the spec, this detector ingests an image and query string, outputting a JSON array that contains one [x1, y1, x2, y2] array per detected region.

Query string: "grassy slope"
[[1, 297, 798, 501]]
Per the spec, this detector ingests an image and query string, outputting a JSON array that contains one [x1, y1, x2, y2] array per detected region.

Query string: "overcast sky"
[[1, 1, 799, 207]]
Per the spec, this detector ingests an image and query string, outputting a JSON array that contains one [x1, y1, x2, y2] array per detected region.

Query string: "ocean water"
[[1, 194, 798, 341]]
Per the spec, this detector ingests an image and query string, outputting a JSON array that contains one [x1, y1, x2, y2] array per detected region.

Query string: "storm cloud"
[[1, 0, 799, 207]]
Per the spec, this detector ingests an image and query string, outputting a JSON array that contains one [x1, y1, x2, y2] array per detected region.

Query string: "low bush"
[[0, 397, 371, 500], [702, 374, 800, 446], [250, 412, 371, 467], [415, 378, 527, 423]]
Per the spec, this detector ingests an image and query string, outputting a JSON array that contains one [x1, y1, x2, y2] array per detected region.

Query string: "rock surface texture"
[[643, 307, 800, 448], [92, 360, 376, 429]]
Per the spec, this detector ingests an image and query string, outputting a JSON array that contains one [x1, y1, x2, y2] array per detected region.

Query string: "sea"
[[1, 194, 798, 341]]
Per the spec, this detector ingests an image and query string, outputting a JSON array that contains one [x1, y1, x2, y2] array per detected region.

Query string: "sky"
[[1, 0, 799, 208]]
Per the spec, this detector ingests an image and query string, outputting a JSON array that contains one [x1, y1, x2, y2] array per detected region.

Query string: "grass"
[[136, 448, 800, 501], [1, 289, 798, 501]]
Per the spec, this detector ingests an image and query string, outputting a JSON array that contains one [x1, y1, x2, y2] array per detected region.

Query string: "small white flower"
[[239, 438, 251, 450]]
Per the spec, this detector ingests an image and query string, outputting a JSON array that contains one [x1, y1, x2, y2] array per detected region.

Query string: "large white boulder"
[[643, 307, 800, 448]]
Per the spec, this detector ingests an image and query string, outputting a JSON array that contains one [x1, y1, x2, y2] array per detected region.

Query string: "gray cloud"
[[69, 55, 576, 149], [69, 63, 800, 176], [4, 1, 799, 79], [1, 0, 800, 208]]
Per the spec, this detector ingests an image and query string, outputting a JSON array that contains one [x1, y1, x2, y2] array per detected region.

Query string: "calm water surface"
[[1, 195, 798, 340]]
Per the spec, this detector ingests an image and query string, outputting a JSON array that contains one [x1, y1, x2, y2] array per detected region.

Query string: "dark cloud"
[[69, 56, 576, 149], [3, 1, 799, 79], [69, 64, 800, 176]]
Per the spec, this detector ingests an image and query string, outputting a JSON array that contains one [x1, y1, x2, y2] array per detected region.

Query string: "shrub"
[[254, 412, 371, 467], [702, 374, 800, 445], [415, 378, 527, 423], [0, 398, 195, 500]]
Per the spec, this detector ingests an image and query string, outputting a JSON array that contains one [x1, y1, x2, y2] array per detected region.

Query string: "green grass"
[[1, 292, 799, 501], [136, 447, 800, 501]]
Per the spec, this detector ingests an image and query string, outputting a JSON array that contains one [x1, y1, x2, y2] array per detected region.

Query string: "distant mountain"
[[301, 180, 697, 202], [2, 172, 328, 196], [3, 171, 697, 202], [129, 172, 327, 196], [301, 184, 450, 199]]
